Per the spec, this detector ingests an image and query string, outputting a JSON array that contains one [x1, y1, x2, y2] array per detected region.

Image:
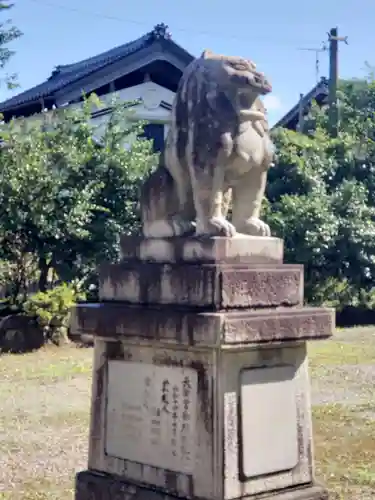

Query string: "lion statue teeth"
[[140, 49, 275, 238]]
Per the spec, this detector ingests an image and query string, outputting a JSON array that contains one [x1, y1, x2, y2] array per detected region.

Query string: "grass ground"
[[0, 327, 374, 499], [309, 326, 375, 499]]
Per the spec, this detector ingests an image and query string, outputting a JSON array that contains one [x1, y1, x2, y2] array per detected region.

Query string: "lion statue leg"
[[222, 188, 232, 219], [141, 165, 196, 238], [189, 164, 237, 237], [231, 166, 271, 237], [187, 133, 236, 238]]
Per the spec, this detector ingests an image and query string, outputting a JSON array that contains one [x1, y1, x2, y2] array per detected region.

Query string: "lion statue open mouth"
[[140, 49, 275, 239]]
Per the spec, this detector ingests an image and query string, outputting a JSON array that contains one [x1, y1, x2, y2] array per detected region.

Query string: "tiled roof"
[[0, 23, 190, 112], [272, 77, 329, 130]]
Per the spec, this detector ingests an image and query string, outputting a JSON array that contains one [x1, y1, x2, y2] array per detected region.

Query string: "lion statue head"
[[172, 50, 272, 169]]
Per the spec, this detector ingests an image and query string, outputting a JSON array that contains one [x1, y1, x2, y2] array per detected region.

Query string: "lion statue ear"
[[248, 59, 257, 70], [201, 49, 213, 59]]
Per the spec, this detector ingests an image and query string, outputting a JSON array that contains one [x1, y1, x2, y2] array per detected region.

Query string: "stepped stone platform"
[[72, 236, 333, 500]]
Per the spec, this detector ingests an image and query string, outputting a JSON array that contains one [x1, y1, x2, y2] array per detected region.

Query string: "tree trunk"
[[38, 256, 49, 293]]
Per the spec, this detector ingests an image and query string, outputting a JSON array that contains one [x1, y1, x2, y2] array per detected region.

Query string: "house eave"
[[0, 24, 194, 115], [54, 43, 189, 106], [272, 77, 329, 130]]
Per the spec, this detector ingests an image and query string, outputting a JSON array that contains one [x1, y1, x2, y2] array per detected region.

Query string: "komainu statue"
[[140, 49, 275, 238]]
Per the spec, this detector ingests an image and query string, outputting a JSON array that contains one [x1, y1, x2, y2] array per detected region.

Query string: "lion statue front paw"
[[237, 217, 271, 237], [196, 216, 237, 237]]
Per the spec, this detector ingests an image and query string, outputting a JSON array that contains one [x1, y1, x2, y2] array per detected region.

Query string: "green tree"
[[0, 1, 22, 88], [267, 77, 375, 309], [0, 96, 157, 302]]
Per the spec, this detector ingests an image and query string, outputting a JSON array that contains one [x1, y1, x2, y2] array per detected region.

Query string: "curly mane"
[[173, 57, 241, 170]]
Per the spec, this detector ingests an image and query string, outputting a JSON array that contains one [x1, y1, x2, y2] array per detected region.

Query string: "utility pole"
[[327, 27, 348, 137]]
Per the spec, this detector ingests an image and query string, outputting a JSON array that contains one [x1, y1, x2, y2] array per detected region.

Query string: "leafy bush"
[[0, 95, 157, 304], [23, 283, 85, 345], [267, 76, 375, 309]]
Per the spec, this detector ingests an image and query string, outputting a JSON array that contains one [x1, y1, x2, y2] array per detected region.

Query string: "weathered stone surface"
[[74, 224, 332, 500], [71, 303, 334, 346], [220, 307, 334, 344], [0, 314, 45, 353], [84, 340, 315, 499], [140, 51, 275, 239], [99, 262, 303, 308], [240, 365, 299, 477], [75, 470, 329, 500], [120, 235, 284, 264]]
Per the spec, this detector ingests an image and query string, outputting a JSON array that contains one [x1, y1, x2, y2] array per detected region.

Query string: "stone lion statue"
[[140, 49, 275, 238]]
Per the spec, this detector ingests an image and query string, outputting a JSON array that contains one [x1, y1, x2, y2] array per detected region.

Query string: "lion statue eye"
[[229, 60, 252, 72], [228, 62, 244, 71]]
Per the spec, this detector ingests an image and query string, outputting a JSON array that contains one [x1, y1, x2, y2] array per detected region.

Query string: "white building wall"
[[12, 81, 175, 146]]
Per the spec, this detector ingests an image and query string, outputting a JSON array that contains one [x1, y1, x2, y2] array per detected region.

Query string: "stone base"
[[75, 470, 329, 500], [73, 235, 333, 500], [104, 235, 290, 308], [71, 302, 334, 345], [120, 235, 284, 264], [99, 262, 304, 308]]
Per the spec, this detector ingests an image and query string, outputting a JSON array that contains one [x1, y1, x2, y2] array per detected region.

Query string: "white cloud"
[[262, 95, 283, 112]]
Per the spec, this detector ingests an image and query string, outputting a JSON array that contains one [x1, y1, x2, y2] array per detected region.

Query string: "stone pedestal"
[[71, 236, 333, 500]]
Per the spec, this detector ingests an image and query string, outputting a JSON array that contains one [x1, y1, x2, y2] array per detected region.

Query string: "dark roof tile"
[[0, 23, 182, 112]]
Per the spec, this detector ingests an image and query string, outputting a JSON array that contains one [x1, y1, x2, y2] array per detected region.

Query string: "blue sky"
[[1, 0, 375, 125]]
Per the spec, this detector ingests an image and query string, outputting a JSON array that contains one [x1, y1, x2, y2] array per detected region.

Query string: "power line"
[[25, 0, 319, 47], [298, 44, 328, 83], [28, 0, 148, 27]]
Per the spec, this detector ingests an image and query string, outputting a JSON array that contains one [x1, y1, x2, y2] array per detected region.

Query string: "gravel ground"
[[311, 364, 375, 407], [311, 327, 375, 411], [0, 349, 92, 499]]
